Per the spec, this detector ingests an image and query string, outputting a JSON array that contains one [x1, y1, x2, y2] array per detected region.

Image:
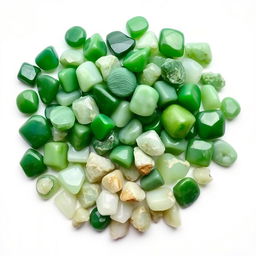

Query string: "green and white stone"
[[163, 204, 181, 228], [60, 49, 84, 67], [139, 63, 161, 86], [193, 167, 212, 185], [68, 145, 90, 163], [52, 127, 68, 142], [56, 90, 81, 106], [111, 101, 133, 128], [136, 31, 159, 55], [72, 207, 90, 228], [131, 205, 151, 232], [119, 165, 141, 182], [180, 58, 203, 84], [96, 190, 119, 216]]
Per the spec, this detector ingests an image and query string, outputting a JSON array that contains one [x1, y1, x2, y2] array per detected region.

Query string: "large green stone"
[[16, 90, 39, 114], [17, 62, 41, 86], [126, 16, 149, 38], [35, 46, 59, 71]]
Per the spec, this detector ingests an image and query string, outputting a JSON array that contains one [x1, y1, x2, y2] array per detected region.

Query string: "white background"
[[0, 0, 256, 255]]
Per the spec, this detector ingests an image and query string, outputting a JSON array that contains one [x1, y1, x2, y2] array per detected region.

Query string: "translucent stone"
[[119, 165, 141, 182], [139, 63, 161, 86], [110, 220, 129, 240], [111, 101, 133, 128], [136, 31, 159, 55], [72, 207, 90, 228], [221, 97, 241, 120], [52, 127, 68, 142], [68, 146, 89, 163], [111, 201, 134, 223], [193, 167, 212, 185], [120, 181, 145, 202], [150, 210, 163, 223], [56, 90, 81, 106], [77, 183, 101, 208], [36, 174, 60, 199], [163, 204, 181, 228], [130, 205, 151, 232], [134, 147, 155, 175], [201, 84, 221, 110], [96, 190, 119, 216], [119, 119, 142, 145], [60, 49, 84, 67], [102, 170, 124, 193]]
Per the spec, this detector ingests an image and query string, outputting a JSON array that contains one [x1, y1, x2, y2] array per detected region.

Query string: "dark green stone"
[[185, 125, 197, 140], [17, 62, 41, 86], [65, 26, 86, 47], [89, 207, 111, 231], [143, 117, 162, 134], [135, 110, 160, 125], [35, 46, 59, 71], [16, 90, 39, 114]]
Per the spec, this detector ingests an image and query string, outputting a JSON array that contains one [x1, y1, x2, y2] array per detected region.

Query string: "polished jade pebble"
[[52, 127, 68, 142], [150, 55, 166, 68], [106, 31, 135, 58], [91, 114, 115, 140], [178, 83, 201, 113], [135, 110, 160, 125], [44, 104, 59, 120], [221, 97, 241, 120], [196, 110, 225, 139], [56, 90, 81, 106], [35, 46, 59, 71], [123, 47, 150, 72], [20, 149, 47, 178], [58, 68, 79, 93], [37, 74, 59, 104], [68, 123, 91, 151], [50, 106, 75, 131], [68, 146, 89, 164], [119, 119, 142, 145], [36, 174, 60, 199], [126, 16, 149, 38], [180, 58, 203, 84], [17, 62, 41, 86], [129, 85, 159, 116], [201, 72, 225, 91], [84, 33, 107, 62], [144, 117, 162, 134], [140, 169, 164, 191], [159, 28, 184, 58], [213, 139, 237, 167], [111, 101, 133, 128], [107, 67, 137, 98], [161, 104, 196, 139], [154, 81, 177, 108], [44, 142, 68, 170], [139, 63, 161, 86], [136, 31, 159, 55], [161, 59, 185, 86], [173, 177, 200, 207], [65, 26, 86, 47], [186, 139, 213, 167], [16, 90, 39, 114], [185, 43, 212, 66], [160, 130, 187, 155], [92, 84, 120, 115], [109, 145, 134, 168], [19, 115, 52, 148], [201, 85, 220, 110], [90, 207, 111, 231], [60, 49, 84, 67]]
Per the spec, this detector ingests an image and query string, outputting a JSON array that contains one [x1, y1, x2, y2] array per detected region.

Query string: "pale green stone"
[[119, 165, 141, 181], [52, 127, 68, 142], [77, 183, 101, 208], [111, 101, 133, 128], [76, 61, 103, 92], [60, 49, 84, 67], [201, 84, 221, 110], [68, 146, 90, 163], [119, 119, 142, 145], [56, 90, 81, 106], [136, 31, 159, 55], [139, 63, 161, 86], [180, 58, 203, 84], [58, 164, 85, 194]]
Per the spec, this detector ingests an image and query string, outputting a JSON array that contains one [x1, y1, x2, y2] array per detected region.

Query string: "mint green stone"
[[56, 90, 81, 106], [119, 119, 142, 145], [201, 85, 220, 110], [109, 145, 134, 168], [60, 49, 84, 67], [221, 97, 241, 120], [111, 101, 133, 128]]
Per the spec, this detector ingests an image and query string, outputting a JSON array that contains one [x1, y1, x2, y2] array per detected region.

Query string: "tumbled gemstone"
[[17, 62, 41, 86], [126, 16, 149, 38], [221, 97, 241, 120], [35, 46, 59, 71]]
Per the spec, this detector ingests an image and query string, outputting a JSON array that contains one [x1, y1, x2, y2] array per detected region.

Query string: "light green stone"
[[111, 101, 133, 128], [52, 127, 68, 142], [56, 90, 81, 106], [136, 31, 159, 55], [221, 97, 241, 120], [201, 84, 220, 110], [180, 58, 203, 84], [77, 183, 101, 208], [119, 119, 142, 145], [60, 49, 84, 67], [139, 63, 161, 86], [68, 146, 90, 164]]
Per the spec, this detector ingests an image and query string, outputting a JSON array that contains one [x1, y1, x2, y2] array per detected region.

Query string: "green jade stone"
[[60, 49, 84, 68], [111, 101, 133, 128], [173, 177, 200, 207], [84, 33, 107, 62], [140, 169, 164, 191], [221, 97, 241, 120], [201, 72, 225, 92], [126, 16, 149, 38], [201, 85, 220, 110], [44, 142, 68, 170], [19, 115, 52, 148], [185, 125, 197, 140], [144, 117, 162, 135], [186, 139, 213, 167], [135, 110, 160, 125], [44, 104, 59, 120], [159, 28, 184, 58], [136, 31, 158, 55], [109, 145, 134, 168], [139, 63, 161, 86], [56, 90, 81, 106], [65, 26, 86, 47], [58, 68, 79, 93], [35, 46, 59, 71], [36, 174, 60, 199], [161, 104, 196, 139], [17, 62, 41, 86], [91, 114, 115, 140], [37, 75, 59, 104], [20, 149, 47, 178], [150, 55, 166, 68], [16, 90, 39, 114], [90, 207, 111, 231]]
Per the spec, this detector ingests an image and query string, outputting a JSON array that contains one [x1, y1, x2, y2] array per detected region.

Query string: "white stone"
[[193, 167, 212, 185], [136, 31, 159, 55], [120, 182, 145, 202], [102, 170, 124, 193], [134, 147, 155, 175], [72, 207, 90, 228], [68, 146, 89, 164], [163, 204, 181, 228], [110, 220, 129, 240], [131, 205, 151, 232], [111, 201, 134, 223], [119, 165, 141, 182], [96, 190, 119, 216], [77, 183, 101, 208]]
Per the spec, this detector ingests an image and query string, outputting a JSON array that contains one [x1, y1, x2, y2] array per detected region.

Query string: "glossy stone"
[[221, 97, 241, 120], [17, 62, 41, 86], [111, 101, 133, 128], [20, 149, 47, 178], [56, 90, 81, 106], [106, 31, 135, 58], [201, 72, 225, 91], [139, 63, 161, 86], [58, 68, 79, 93], [136, 31, 158, 55], [143, 117, 162, 134], [185, 125, 197, 140], [109, 145, 134, 168], [35, 46, 59, 71], [119, 119, 142, 145], [196, 110, 225, 139], [134, 147, 155, 175], [19, 115, 52, 148], [140, 169, 164, 191], [89, 207, 111, 231], [180, 58, 203, 84], [65, 26, 86, 47], [173, 177, 200, 207], [36, 174, 60, 199], [44, 104, 59, 120], [135, 110, 160, 125], [16, 90, 39, 114], [52, 127, 67, 142], [201, 85, 220, 110], [126, 16, 149, 38], [60, 49, 84, 67], [186, 139, 213, 167], [68, 146, 89, 163]]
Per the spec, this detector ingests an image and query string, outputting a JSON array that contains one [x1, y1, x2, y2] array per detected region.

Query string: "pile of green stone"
[[17, 16, 241, 240]]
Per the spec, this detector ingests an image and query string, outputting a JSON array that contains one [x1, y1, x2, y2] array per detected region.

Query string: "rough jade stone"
[[91, 114, 115, 140], [76, 61, 103, 92], [60, 49, 84, 67], [68, 123, 91, 151], [201, 84, 220, 110], [123, 47, 150, 72], [201, 72, 225, 92], [221, 97, 241, 120], [159, 28, 184, 58], [178, 83, 201, 113], [154, 81, 177, 108], [185, 43, 212, 66], [173, 177, 200, 207], [186, 139, 213, 167], [180, 58, 203, 84], [213, 139, 237, 167], [136, 31, 159, 55], [160, 130, 188, 155], [65, 26, 86, 47], [20, 149, 47, 178], [139, 63, 161, 86], [19, 115, 52, 148], [36, 174, 60, 199], [196, 110, 225, 139], [119, 119, 143, 145], [37, 74, 59, 104], [129, 85, 159, 116], [111, 101, 133, 128], [89, 207, 111, 231], [58, 68, 79, 93], [56, 90, 81, 106], [16, 90, 39, 114], [106, 31, 135, 58], [83, 33, 107, 62], [109, 145, 134, 168], [140, 169, 164, 191], [126, 16, 149, 38], [44, 142, 68, 170], [161, 104, 196, 139], [17, 62, 41, 86], [143, 117, 162, 134], [35, 46, 59, 71]]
